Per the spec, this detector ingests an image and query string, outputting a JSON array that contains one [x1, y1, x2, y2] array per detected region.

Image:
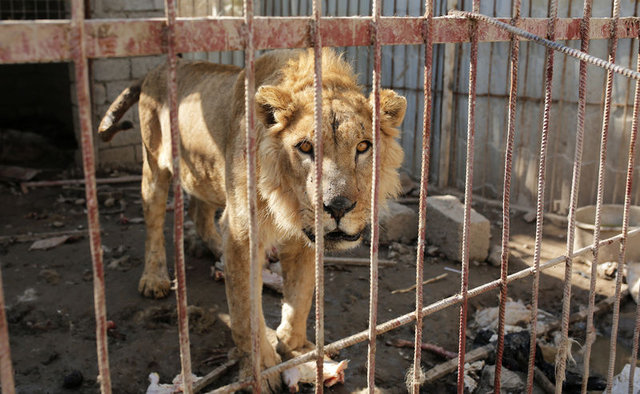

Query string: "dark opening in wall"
[[0, 63, 77, 169]]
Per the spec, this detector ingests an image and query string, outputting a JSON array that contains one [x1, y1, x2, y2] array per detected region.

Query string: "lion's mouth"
[[303, 228, 362, 243]]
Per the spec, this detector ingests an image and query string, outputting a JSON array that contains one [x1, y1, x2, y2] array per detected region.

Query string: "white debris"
[[145, 372, 202, 394], [609, 364, 640, 394], [262, 268, 283, 293], [463, 360, 484, 393], [282, 359, 349, 392], [473, 299, 557, 335], [627, 262, 640, 304], [16, 288, 38, 303], [29, 235, 71, 251]]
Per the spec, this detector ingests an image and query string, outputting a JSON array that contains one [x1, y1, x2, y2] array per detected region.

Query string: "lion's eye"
[[356, 141, 371, 154], [296, 140, 314, 155]]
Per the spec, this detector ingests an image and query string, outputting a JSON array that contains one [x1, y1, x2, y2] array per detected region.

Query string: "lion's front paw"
[[277, 337, 315, 360], [238, 346, 282, 393], [138, 271, 171, 298]]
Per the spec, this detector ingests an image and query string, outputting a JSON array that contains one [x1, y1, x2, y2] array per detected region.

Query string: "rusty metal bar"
[[410, 0, 433, 392], [0, 265, 15, 394], [555, 0, 593, 390], [367, 0, 382, 391], [582, 2, 619, 393], [242, 0, 261, 391], [70, 0, 112, 392], [311, 0, 325, 391], [493, 0, 521, 391], [455, 1, 480, 392], [3, 17, 640, 64], [619, 27, 640, 394], [211, 226, 640, 393], [451, 11, 640, 82], [165, 0, 193, 392], [524, 0, 558, 391]]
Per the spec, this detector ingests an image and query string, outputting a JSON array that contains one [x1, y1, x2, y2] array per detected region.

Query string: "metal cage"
[[1, 0, 640, 393]]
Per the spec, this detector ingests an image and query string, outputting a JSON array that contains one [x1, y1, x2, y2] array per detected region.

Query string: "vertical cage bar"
[[493, 0, 521, 391], [582, 2, 619, 393], [410, 0, 433, 392], [455, 1, 480, 392], [243, 0, 261, 391], [555, 0, 593, 390], [621, 31, 640, 394], [311, 0, 325, 391], [366, 0, 382, 391], [526, 1, 558, 392], [165, 0, 193, 391], [70, 0, 112, 392], [0, 266, 15, 394]]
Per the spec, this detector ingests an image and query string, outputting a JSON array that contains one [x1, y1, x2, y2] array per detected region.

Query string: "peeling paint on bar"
[[70, 0, 112, 392], [2, 17, 640, 64], [165, 0, 193, 392]]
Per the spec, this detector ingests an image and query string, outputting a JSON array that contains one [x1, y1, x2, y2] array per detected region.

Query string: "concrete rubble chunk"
[[379, 201, 419, 244], [426, 195, 490, 261]]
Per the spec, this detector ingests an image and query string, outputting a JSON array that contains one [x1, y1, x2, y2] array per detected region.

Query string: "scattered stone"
[[51, 221, 64, 228], [378, 201, 418, 244], [128, 217, 145, 224], [29, 236, 71, 251], [104, 197, 116, 208], [38, 269, 61, 285], [388, 242, 415, 265], [425, 195, 490, 261], [522, 211, 536, 223], [108, 255, 131, 271], [74, 198, 85, 205], [62, 370, 83, 389], [113, 244, 127, 258], [487, 244, 502, 267], [426, 245, 439, 256], [82, 269, 93, 282], [16, 288, 38, 303], [101, 244, 112, 255], [476, 364, 526, 394]]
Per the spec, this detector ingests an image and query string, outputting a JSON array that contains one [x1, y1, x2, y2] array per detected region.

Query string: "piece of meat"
[[282, 359, 349, 392]]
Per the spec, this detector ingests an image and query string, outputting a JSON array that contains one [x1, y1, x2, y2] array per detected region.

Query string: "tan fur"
[[99, 49, 406, 390]]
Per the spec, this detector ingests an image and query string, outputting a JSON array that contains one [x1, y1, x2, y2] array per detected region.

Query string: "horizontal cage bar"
[[1, 16, 639, 63]]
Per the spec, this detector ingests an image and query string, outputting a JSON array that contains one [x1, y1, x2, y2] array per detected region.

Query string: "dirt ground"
[[0, 173, 637, 393]]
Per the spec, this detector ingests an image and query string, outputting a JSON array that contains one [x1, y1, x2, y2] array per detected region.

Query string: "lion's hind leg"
[[138, 147, 173, 299], [276, 241, 316, 359]]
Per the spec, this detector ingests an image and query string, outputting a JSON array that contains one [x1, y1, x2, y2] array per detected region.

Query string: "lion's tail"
[[97, 81, 142, 142]]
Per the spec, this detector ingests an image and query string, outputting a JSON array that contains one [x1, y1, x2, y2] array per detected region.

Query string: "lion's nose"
[[323, 197, 356, 221]]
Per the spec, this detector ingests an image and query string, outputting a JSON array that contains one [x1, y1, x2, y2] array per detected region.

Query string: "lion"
[[98, 49, 406, 390]]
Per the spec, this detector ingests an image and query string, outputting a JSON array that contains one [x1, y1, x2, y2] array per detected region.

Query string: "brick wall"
[[87, 0, 165, 170]]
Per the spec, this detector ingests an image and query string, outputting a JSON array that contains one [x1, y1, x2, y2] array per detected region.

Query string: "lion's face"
[[256, 63, 405, 250]]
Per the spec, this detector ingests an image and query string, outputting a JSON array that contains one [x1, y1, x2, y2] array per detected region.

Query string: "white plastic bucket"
[[574, 204, 640, 264]]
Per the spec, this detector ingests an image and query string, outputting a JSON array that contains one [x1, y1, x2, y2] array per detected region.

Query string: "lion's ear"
[[255, 85, 294, 128], [371, 89, 407, 129]]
